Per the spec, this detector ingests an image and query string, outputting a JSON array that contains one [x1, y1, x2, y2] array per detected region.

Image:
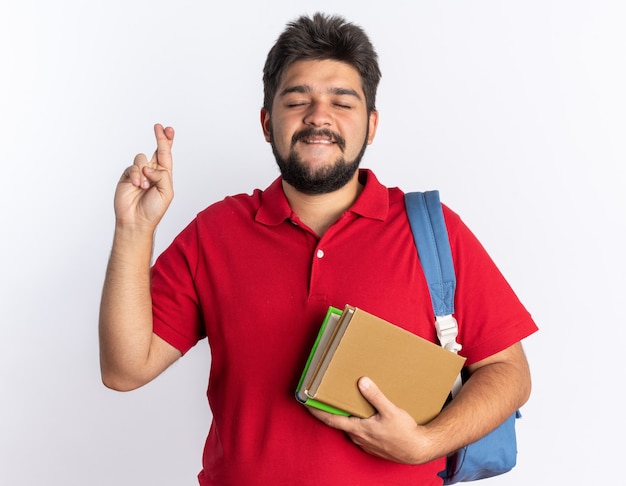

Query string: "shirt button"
[[316, 249, 325, 259]]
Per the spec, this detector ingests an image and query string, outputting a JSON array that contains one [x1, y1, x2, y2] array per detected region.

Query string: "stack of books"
[[296, 305, 465, 424]]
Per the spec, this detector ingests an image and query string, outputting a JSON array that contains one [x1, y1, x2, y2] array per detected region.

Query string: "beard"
[[269, 126, 369, 195]]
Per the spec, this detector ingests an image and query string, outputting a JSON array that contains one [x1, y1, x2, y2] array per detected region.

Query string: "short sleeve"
[[151, 219, 206, 354], [444, 207, 538, 364]]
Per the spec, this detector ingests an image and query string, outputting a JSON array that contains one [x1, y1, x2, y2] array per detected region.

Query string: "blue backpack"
[[405, 191, 520, 484]]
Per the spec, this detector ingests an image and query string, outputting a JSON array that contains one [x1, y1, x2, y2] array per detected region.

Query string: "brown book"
[[296, 305, 466, 424]]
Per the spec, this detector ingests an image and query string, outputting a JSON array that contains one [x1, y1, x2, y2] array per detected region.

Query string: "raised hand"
[[114, 124, 175, 230], [99, 123, 181, 392]]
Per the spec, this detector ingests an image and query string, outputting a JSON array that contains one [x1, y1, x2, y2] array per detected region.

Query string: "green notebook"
[[295, 306, 349, 416]]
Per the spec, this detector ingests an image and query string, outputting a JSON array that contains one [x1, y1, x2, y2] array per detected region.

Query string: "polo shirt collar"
[[255, 169, 389, 226]]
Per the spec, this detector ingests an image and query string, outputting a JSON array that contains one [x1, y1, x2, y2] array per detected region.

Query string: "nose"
[[303, 101, 332, 127]]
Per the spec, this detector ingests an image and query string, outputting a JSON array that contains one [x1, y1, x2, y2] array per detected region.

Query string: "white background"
[[1, 1, 624, 484]]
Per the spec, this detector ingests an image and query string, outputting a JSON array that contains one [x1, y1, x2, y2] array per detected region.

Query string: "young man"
[[99, 13, 537, 485]]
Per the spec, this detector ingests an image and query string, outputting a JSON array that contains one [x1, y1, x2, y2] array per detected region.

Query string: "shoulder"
[[390, 185, 464, 234], [195, 176, 288, 227], [197, 189, 264, 222], [441, 203, 463, 240], [162, 189, 266, 252]]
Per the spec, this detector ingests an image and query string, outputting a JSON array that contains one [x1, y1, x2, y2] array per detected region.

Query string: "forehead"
[[276, 59, 365, 98]]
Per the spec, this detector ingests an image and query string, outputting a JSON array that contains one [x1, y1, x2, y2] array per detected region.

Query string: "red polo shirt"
[[151, 169, 537, 485]]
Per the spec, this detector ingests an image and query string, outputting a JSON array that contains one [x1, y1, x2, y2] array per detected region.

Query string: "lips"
[[292, 129, 346, 150], [303, 137, 335, 144]]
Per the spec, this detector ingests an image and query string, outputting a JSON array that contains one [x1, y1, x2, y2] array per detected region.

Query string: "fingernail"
[[359, 377, 371, 390]]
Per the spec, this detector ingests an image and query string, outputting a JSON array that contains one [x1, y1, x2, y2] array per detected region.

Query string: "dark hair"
[[262, 13, 381, 113]]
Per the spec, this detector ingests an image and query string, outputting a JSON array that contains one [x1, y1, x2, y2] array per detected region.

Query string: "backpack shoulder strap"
[[405, 191, 463, 356], [404, 191, 455, 316], [405, 190, 463, 395]]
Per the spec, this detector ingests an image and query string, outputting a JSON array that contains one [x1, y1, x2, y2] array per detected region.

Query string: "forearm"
[[99, 224, 159, 390], [419, 343, 532, 462]]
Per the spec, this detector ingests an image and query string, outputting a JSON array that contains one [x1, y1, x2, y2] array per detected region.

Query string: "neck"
[[282, 172, 363, 236]]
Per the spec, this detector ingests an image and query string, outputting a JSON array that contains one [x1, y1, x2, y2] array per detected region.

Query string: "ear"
[[367, 110, 379, 145], [260, 108, 271, 142]]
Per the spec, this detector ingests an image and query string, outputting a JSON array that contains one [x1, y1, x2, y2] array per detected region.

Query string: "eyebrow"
[[279, 85, 362, 100]]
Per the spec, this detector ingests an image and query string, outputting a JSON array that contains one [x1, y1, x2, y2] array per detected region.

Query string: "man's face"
[[261, 59, 378, 194]]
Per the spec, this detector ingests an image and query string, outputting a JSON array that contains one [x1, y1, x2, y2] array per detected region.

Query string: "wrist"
[[110, 222, 157, 264], [114, 220, 158, 239], [410, 423, 450, 465]]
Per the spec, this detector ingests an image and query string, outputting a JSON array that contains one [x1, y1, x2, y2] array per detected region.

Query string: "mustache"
[[291, 128, 346, 151]]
